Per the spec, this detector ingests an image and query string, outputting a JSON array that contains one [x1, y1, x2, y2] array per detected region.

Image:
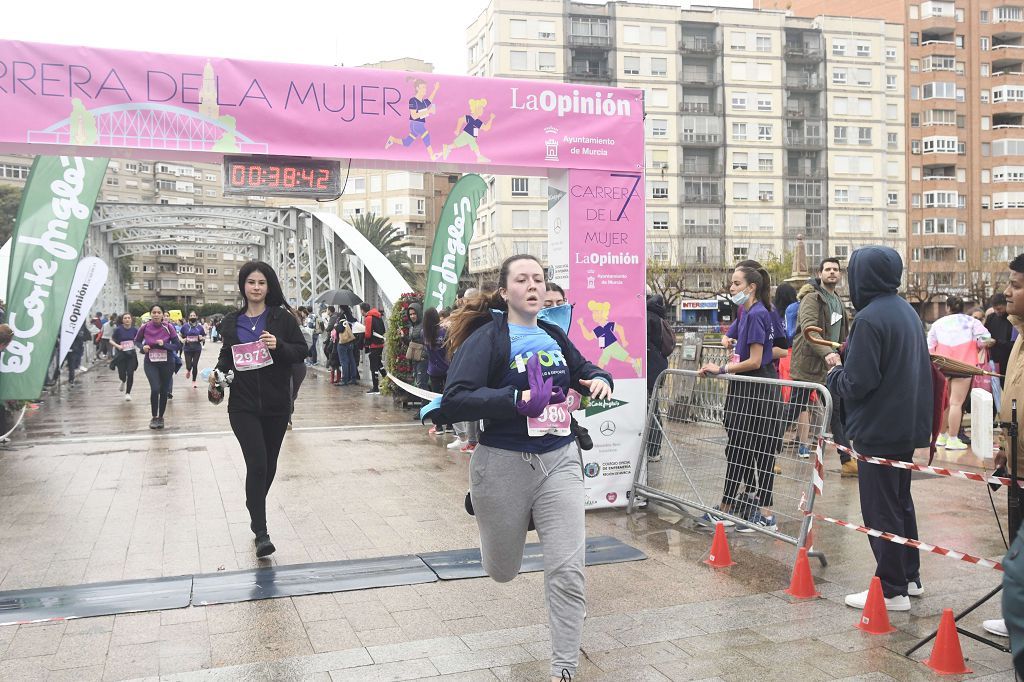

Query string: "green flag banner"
[[0, 156, 108, 400], [424, 174, 487, 310]]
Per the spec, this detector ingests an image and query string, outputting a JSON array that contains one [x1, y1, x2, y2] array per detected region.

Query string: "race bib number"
[[148, 349, 168, 363], [120, 341, 134, 351], [186, 336, 199, 343], [232, 340, 274, 372], [730, 353, 740, 365], [527, 389, 583, 437]]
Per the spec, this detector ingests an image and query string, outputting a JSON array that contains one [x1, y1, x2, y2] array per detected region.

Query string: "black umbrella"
[[314, 289, 363, 307]]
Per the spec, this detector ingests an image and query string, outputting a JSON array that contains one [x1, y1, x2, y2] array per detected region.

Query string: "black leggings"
[[143, 360, 173, 418], [229, 411, 290, 535], [184, 351, 201, 379], [115, 353, 137, 394], [721, 367, 783, 511], [429, 375, 451, 429]]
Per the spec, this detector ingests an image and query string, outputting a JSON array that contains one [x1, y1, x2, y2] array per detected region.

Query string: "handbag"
[[338, 322, 355, 345], [405, 341, 425, 362]]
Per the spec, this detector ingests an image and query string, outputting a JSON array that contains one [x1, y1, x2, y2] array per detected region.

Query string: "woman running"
[[385, 78, 442, 160], [111, 313, 139, 401], [699, 265, 784, 531], [180, 311, 206, 389], [427, 254, 612, 682], [135, 305, 180, 429], [212, 261, 307, 558]]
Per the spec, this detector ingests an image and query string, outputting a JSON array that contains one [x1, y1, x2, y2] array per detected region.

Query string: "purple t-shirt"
[[236, 310, 268, 344], [593, 322, 617, 348], [734, 302, 775, 369], [409, 98, 431, 120], [463, 115, 484, 137]]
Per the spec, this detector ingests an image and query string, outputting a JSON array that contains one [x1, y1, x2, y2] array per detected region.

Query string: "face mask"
[[730, 290, 749, 306], [537, 303, 573, 333]]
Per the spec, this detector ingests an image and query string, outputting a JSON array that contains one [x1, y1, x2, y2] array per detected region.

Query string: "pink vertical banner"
[[565, 168, 646, 509]]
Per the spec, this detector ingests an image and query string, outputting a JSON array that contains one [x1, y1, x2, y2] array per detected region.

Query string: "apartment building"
[[775, 0, 1024, 305], [464, 0, 906, 287], [0, 153, 265, 308]]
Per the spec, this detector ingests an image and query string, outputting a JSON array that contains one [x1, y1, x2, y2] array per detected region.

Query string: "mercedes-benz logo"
[[599, 420, 616, 436]]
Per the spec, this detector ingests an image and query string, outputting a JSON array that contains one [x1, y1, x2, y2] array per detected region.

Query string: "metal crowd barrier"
[[629, 368, 832, 565]]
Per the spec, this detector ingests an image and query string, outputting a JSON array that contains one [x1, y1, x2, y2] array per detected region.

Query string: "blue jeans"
[[308, 333, 319, 363], [337, 343, 358, 384]]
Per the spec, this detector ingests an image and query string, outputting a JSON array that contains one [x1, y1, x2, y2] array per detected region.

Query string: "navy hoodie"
[[826, 246, 932, 456]]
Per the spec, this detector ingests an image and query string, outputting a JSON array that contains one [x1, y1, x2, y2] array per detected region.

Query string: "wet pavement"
[[0, 348, 1015, 680]]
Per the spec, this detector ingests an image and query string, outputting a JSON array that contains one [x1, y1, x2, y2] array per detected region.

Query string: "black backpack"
[[658, 318, 676, 358]]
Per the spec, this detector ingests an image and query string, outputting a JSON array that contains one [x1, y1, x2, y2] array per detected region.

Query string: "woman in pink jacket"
[[928, 296, 996, 450]]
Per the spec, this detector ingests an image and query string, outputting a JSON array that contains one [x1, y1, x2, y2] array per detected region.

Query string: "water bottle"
[[198, 367, 214, 382]]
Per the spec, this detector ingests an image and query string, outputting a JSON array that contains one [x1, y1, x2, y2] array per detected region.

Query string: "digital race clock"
[[222, 156, 343, 198]]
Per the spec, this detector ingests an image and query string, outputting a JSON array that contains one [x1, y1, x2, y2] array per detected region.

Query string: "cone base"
[[703, 556, 736, 568], [784, 586, 820, 599], [922, 658, 972, 676], [855, 619, 896, 635]]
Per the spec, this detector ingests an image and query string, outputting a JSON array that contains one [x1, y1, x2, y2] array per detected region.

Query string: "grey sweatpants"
[[470, 442, 586, 678]]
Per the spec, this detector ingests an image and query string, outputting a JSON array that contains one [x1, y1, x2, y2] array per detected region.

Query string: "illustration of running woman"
[[386, 78, 442, 160], [442, 98, 496, 163], [577, 301, 643, 377]]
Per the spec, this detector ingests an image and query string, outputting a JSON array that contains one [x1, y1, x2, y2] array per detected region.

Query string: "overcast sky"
[[2, 0, 748, 75]]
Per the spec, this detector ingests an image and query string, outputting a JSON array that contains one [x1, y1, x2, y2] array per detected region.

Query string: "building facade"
[[775, 0, 1024, 307], [464, 0, 906, 287]]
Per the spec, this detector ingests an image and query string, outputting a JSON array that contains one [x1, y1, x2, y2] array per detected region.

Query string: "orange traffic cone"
[[704, 521, 736, 567], [855, 576, 896, 635], [784, 547, 820, 599], [923, 608, 972, 675]]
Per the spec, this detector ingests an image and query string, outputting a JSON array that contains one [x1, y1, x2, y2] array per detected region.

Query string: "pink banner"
[[567, 169, 646, 382], [0, 40, 644, 173]]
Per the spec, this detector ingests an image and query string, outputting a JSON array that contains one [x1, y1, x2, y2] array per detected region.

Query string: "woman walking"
[[699, 265, 784, 531], [928, 295, 996, 450], [422, 306, 451, 434], [335, 305, 359, 385], [135, 305, 180, 429], [212, 261, 307, 557], [111, 313, 139, 401], [426, 254, 612, 682], [180, 311, 206, 389]]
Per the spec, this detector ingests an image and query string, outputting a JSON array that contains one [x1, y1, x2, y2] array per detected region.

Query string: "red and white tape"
[[812, 436, 825, 497], [823, 440, 1022, 489], [801, 508, 1004, 572]]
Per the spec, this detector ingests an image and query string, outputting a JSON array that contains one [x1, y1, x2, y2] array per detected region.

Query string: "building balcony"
[[568, 65, 611, 80], [785, 225, 825, 238], [784, 75, 824, 91], [784, 44, 824, 62], [684, 223, 723, 236], [917, 13, 957, 30], [680, 101, 719, 115], [568, 34, 612, 48], [786, 166, 825, 178], [991, 42, 1024, 55], [681, 163, 723, 175], [679, 37, 720, 55], [785, 133, 826, 148], [680, 70, 719, 86], [680, 132, 722, 146], [785, 193, 824, 206], [990, 70, 1024, 87], [683, 192, 723, 204], [784, 105, 824, 119]]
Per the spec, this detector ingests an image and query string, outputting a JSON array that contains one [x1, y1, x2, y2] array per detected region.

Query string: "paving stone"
[[328, 657, 440, 681], [367, 635, 469, 664], [49, 631, 111, 669], [3, 621, 65, 658], [431, 645, 536, 675]]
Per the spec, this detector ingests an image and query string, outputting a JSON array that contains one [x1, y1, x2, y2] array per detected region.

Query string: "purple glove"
[[516, 354, 554, 418]]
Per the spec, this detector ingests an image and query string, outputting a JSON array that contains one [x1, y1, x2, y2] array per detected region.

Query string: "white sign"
[[58, 256, 108, 364]]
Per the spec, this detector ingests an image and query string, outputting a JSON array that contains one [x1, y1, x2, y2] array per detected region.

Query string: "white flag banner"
[[58, 257, 109, 364]]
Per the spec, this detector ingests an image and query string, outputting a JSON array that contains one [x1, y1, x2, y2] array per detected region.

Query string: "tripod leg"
[[905, 584, 1003, 657]]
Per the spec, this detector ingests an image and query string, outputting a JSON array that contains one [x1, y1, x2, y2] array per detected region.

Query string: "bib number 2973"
[[232, 341, 274, 371]]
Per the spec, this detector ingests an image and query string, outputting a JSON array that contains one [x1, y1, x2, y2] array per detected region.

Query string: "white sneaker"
[[945, 436, 968, 451], [908, 580, 924, 597], [119, 380, 126, 393], [935, 433, 949, 447], [983, 618, 1008, 637], [447, 439, 466, 450], [124, 394, 132, 402], [844, 589, 911, 611]]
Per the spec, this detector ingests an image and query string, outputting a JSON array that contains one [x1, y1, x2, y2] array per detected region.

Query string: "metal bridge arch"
[[82, 204, 411, 315]]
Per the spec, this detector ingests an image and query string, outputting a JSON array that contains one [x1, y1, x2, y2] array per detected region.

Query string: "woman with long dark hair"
[[111, 312, 139, 401], [180, 310, 206, 389], [428, 255, 612, 682], [699, 265, 784, 532], [135, 305, 180, 429], [212, 261, 307, 557], [422, 306, 451, 434]]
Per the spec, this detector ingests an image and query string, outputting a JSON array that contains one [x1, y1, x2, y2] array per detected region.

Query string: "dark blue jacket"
[[435, 311, 612, 451], [826, 246, 932, 456]]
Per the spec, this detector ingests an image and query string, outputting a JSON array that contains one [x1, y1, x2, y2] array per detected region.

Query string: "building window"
[[651, 212, 669, 230], [834, 126, 848, 145], [733, 246, 749, 261], [886, 46, 897, 61], [623, 25, 641, 43], [734, 182, 749, 200], [856, 42, 870, 57], [832, 39, 846, 56], [858, 127, 872, 145], [731, 31, 747, 50], [758, 183, 774, 201], [758, 154, 773, 172], [732, 122, 748, 141], [538, 52, 556, 71], [756, 95, 772, 111], [651, 182, 668, 198], [732, 152, 749, 171], [832, 68, 847, 85], [981, 9, 990, 23], [755, 34, 771, 52], [623, 56, 640, 75], [758, 123, 773, 141], [696, 246, 709, 264], [910, 32, 919, 47], [510, 19, 527, 39], [886, 74, 897, 90], [511, 177, 529, 196], [887, 132, 898, 149], [835, 187, 849, 203], [887, 191, 898, 206], [510, 51, 527, 70], [651, 58, 667, 76], [650, 119, 668, 137], [732, 92, 748, 109]]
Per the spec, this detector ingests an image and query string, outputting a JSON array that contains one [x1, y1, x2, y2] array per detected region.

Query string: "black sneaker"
[[156, 417, 165, 429], [255, 534, 276, 558], [561, 669, 572, 681], [149, 417, 159, 429], [167, 393, 173, 401]]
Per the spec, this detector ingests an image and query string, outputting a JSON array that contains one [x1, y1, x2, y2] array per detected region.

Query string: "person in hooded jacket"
[[406, 302, 428, 390], [646, 294, 670, 398], [826, 245, 933, 613], [213, 261, 307, 558], [360, 302, 387, 394]]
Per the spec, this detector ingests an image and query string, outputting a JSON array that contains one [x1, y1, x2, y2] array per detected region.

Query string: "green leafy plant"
[[381, 292, 423, 398]]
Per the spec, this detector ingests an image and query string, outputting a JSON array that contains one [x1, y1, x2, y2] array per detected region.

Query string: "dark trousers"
[[1002, 525, 1024, 676], [114, 353, 137, 394], [858, 449, 920, 598], [338, 343, 358, 384], [229, 411, 290, 535], [429, 374, 452, 429], [67, 351, 83, 384], [789, 385, 850, 463], [308, 333, 319, 362], [184, 351, 201, 379], [368, 348, 384, 390], [143, 360, 173, 417]]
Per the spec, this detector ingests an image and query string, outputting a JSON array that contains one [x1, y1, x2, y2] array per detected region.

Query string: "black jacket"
[[646, 296, 669, 396], [433, 311, 612, 442], [215, 307, 308, 416], [826, 246, 933, 456], [986, 312, 1014, 376]]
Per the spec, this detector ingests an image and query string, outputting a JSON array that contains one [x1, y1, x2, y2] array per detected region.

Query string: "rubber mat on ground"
[[0, 575, 192, 625], [418, 535, 647, 580], [191, 554, 437, 606]]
